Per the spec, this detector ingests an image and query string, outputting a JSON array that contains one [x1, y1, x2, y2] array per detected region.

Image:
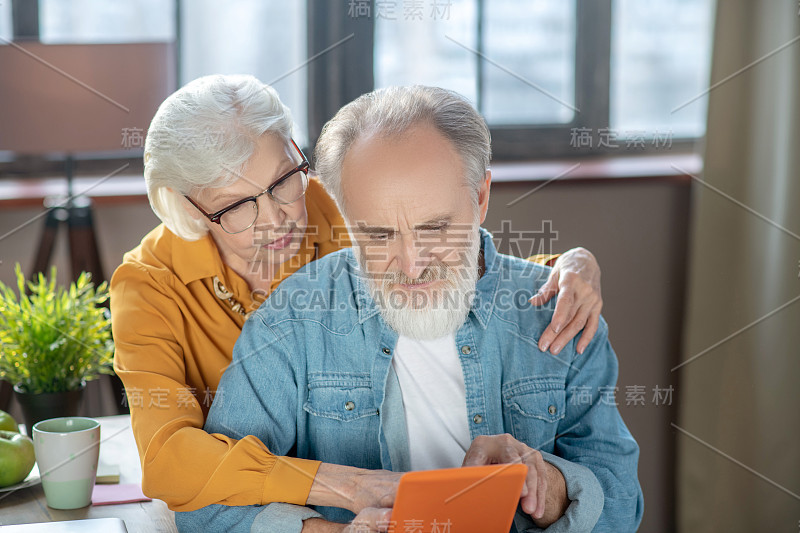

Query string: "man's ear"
[[477, 170, 492, 224]]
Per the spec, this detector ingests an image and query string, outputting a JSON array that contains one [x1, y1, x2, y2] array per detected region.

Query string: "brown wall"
[[485, 177, 691, 533]]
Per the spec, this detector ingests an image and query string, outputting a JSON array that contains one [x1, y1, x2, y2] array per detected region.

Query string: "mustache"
[[381, 261, 455, 288]]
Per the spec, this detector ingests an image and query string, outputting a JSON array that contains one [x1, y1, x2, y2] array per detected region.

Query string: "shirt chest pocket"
[[303, 374, 379, 422], [302, 374, 381, 466], [502, 378, 566, 450]]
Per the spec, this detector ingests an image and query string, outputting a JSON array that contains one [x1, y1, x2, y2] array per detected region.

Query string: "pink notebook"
[[91, 484, 152, 506]]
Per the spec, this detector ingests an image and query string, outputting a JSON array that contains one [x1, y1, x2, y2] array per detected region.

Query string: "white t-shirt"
[[391, 333, 472, 470]]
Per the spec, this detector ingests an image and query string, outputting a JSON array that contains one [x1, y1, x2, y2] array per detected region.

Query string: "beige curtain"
[[678, 1, 800, 531]]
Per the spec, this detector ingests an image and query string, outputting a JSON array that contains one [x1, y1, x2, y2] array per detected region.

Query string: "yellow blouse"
[[111, 177, 558, 512], [111, 178, 350, 511]]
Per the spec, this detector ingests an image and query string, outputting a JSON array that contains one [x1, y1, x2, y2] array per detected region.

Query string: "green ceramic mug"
[[33, 417, 100, 509]]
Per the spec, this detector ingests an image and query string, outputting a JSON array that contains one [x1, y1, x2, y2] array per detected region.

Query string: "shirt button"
[[344, 401, 355, 411], [473, 414, 483, 424], [382, 347, 391, 355], [461, 345, 471, 355], [548, 405, 557, 415]]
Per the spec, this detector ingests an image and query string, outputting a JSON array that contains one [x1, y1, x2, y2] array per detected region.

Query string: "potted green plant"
[[0, 265, 114, 434]]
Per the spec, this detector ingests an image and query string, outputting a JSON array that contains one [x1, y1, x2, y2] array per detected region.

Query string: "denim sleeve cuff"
[[250, 503, 324, 533], [513, 451, 604, 533]]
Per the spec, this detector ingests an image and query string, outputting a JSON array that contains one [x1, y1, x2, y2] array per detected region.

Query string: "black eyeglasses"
[[185, 139, 310, 234]]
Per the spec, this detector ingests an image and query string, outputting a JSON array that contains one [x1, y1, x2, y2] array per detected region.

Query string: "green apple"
[[0, 410, 18, 433], [0, 430, 35, 487]]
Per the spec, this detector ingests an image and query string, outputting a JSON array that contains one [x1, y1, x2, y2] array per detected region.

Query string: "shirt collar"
[[170, 231, 257, 312], [353, 254, 381, 324], [171, 231, 227, 285], [470, 227, 500, 329]]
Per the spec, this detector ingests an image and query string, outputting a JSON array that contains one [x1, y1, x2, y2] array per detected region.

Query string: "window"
[[0, 1, 10, 162], [611, 0, 715, 139], [34, 0, 308, 143], [3, 1, 716, 164], [0, 0, 177, 171], [39, 0, 174, 43], [482, 1, 576, 126], [180, 0, 308, 145], [376, 0, 577, 126], [0, 1, 12, 41], [372, 0, 716, 159], [375, 1, 479, 109]]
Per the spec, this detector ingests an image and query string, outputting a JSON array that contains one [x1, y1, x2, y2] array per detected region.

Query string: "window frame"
[[3, 0, 702, 176], [486, 0, 613, 160], [307, 0, 701, 161], [306, 0, 375, 150], [10, 0, 38, 40]]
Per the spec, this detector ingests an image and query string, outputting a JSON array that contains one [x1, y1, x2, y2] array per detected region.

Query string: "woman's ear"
[[477, 170, 492, 224], [176, 188, 203, 221]]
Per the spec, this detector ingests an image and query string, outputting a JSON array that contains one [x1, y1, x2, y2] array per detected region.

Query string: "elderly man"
[[177, 86, 643, 532]]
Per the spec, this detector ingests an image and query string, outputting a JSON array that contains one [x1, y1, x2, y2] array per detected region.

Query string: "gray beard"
[[358, 227, 481, 340]]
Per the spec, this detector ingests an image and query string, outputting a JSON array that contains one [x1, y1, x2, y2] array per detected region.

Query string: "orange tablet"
[[389, 463, 528, 533]]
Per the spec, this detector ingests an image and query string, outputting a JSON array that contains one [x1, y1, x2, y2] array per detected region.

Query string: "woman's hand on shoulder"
[[529, 247, 602, 355]]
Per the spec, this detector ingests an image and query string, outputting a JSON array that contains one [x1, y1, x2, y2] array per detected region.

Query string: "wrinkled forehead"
[[341, 124, 474, 228]]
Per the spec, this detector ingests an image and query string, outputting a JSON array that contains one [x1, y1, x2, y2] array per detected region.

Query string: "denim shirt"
[[177, 229, 643, 533]]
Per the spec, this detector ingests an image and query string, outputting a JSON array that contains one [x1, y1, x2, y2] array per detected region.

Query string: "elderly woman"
[[110, 74, 604, 515]]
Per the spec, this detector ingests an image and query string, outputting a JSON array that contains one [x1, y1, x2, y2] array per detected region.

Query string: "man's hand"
[[343, 508, 392, 533], [462, 434, 569, 527], [530, 247, 602, 355], [349, 469, 399, 512], [309, 463, 400, 515]]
